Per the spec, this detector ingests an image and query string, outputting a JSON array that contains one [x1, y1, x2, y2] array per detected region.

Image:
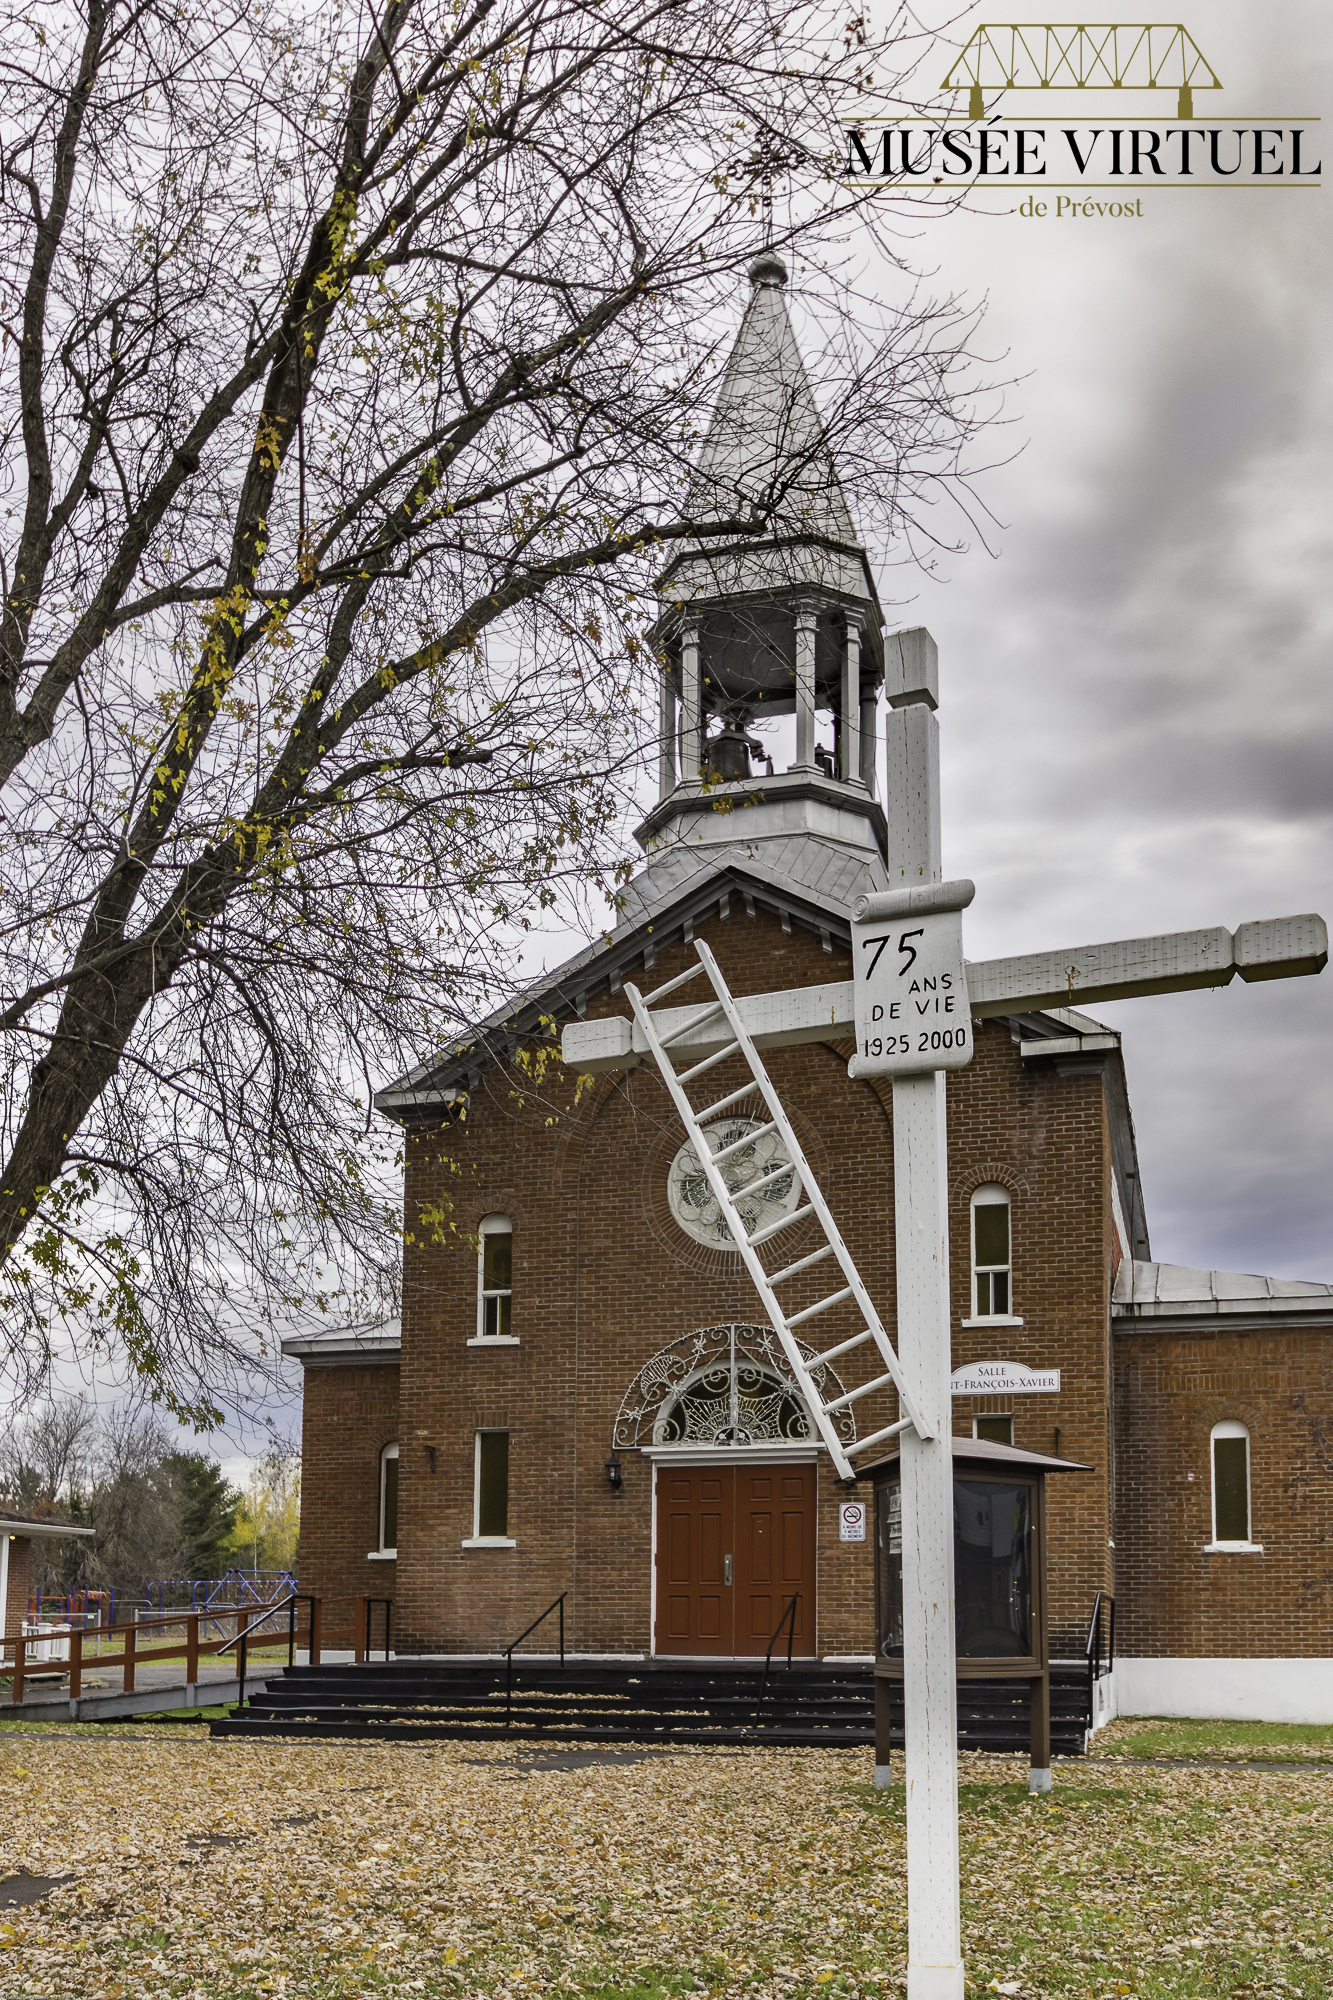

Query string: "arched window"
[[379, 1443, 399, 1555], [1210, 1421, 1252, 1547], [656, 1361, 814, 1446], [971, 1186, 1012, 1319], [475, 1214, 515, 1341]]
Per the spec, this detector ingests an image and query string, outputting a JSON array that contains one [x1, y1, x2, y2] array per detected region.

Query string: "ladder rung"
[[852, 1416, 917, 1455], [660, 1002, 725, 1048], [677, 1041, 741, 1084], [747, 1204, 814, 1248], [711, 1120, 777, 1162], [823, 1373, 893, 1414], [810, 1328, 876, 1368], [732, 1160, 798, 1202], [785, 1286, 854, 1328], [699, 1082, 759, 1121], [769, 1243, 836, 1285], [643, 963, 706, 1007]]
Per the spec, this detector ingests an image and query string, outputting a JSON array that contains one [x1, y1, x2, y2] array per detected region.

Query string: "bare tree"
[[5, 1399, 204, 1600], [0, 0, 991, 1420], [0, 1395, 96, 1505]]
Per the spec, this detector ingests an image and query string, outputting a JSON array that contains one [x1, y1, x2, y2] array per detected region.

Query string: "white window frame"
[[469, 1212, 518, 1346], [462, 1428, 516, 1548], [972, 1413, 1014, 1447], [960, 1184, 1024, 1327], [367, 1441, 399, 1559], [1205, 1419, 1263, 1552]]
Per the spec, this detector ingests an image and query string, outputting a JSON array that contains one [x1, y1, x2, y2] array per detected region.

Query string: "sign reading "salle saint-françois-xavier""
[[951, 1360, 1061, 1395]]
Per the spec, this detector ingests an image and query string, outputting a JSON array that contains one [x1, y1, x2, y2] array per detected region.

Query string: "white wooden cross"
[[564, 629, 1327, 2000]]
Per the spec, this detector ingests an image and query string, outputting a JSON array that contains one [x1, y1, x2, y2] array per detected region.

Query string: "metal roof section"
[[854, 1436, 1094, 1481], [281, 1318, 403, 1365], [1113, 1260, 1333, 1322]]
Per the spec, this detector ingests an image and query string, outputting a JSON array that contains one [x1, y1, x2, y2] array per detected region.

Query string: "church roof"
[[374, 844, 874, 1118], [1113, 1259, 1333, 1320], [281, 1318, 402, 1365]]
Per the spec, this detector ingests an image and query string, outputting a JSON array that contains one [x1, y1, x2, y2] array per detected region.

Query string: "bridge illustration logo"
[[942, 23, 1222, 122]]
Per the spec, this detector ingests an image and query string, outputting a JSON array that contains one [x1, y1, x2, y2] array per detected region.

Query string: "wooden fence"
[[1, 1596, 323, 1704]]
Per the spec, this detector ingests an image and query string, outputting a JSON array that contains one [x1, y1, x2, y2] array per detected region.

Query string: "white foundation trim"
[[1117, 1657, 1333, 1724]]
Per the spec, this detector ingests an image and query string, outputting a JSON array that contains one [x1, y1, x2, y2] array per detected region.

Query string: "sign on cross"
[[563, 631, 1326, 2000]]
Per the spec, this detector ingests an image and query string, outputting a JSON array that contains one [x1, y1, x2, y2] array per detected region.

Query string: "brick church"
[[287, 254, 1333, 1725]]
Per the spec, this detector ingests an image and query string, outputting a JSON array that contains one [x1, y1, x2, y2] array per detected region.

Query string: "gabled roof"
[[375, 842, 878, 1119], [854, 1437, 1094, 1481], [1113, 1259, 1333, 1321]]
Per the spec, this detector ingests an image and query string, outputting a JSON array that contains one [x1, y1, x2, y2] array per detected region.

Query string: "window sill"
[[959, 1315, 1025, 1328], [367, 1549, 397, 1561], [1203, 1541, 1264, 1554], [461, 1536, 517, 1549], [467, 1335, 520, 1347]]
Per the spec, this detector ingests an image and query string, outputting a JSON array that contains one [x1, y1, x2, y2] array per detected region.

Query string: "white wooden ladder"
[[625, 940, 931, 1480]]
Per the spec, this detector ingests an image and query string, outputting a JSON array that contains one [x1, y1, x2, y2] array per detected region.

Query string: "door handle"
[[724, 1555, 733, 1585]]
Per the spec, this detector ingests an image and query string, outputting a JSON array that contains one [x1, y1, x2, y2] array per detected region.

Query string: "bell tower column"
[[680, 619, 702, 785], [792, 601, 818, 771], [658, 671, 678, 799], [842, 614, 865, 787]]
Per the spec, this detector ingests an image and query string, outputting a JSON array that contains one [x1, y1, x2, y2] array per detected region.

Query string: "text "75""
[[862, 929, 924, 977]]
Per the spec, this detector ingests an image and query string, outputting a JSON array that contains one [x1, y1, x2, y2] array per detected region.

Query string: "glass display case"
[[875, 1461, 1043, 1675]]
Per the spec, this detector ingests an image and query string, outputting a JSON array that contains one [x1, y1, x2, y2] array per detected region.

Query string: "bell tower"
[[636, 251, 889, 873]]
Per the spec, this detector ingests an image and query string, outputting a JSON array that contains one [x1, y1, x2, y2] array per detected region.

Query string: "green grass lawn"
[[1090, 1716, 1333, 1760]]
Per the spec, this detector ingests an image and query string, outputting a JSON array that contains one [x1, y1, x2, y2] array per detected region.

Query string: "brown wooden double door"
[[654, 1461, 816, 1657]]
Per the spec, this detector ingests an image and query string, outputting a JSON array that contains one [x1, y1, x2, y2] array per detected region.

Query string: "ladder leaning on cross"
[[562, 627, 1327, 2000]]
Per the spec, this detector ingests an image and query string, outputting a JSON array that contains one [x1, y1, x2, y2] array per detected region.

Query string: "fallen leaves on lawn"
[[0, 1738, 1327, 1999]]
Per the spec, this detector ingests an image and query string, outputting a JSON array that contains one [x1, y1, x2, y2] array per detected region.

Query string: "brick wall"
[[1115, 1323, 1333, 1656], [362, 900, 1122, 1660], [946, 1034, 1119, 1654], [296, 1361, 400, 1644]]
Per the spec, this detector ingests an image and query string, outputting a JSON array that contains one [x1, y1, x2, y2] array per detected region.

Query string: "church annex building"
[[285, 255, 1333, 1726]]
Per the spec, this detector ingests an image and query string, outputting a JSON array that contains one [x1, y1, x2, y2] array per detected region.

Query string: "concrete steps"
[[209, 1659, 1093, 1753]]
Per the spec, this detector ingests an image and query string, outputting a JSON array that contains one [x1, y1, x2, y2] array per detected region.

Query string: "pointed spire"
[[661, 252, 879, 616], [685, 251, 859, 553]]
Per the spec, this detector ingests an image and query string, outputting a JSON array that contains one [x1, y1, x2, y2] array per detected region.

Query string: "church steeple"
[[639, 253, 888, 866]]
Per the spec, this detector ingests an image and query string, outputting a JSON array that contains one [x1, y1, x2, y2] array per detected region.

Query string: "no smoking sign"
[[839, 1500, 867, 1542]]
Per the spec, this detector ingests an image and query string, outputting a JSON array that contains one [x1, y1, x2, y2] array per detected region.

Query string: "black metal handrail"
[[1085, 1590, 1115, 1729], [504, 1592, 568, 1731], [361, 1597, 393, 1664], [753, 1593, 800, 1727], [217, 1590, 311, 1710]]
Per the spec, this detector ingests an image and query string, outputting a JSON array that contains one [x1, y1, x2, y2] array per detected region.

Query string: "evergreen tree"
[[164, 1452, 241, 1581]]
